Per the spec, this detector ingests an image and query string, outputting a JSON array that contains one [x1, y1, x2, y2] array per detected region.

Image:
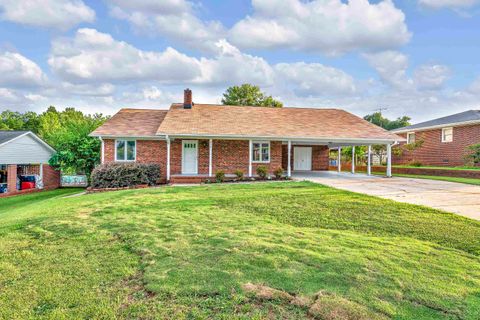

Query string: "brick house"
[[0, 131, 61, 197], [392, 110, 480, 166], [91, 89, 403, 183]]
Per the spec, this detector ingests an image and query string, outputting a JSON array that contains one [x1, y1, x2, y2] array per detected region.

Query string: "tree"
[[0, 106, 108, 179], [221, 84, 283, 107], [364, 112, 411, 130]]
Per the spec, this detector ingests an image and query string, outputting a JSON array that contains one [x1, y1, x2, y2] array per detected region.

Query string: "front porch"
[[165, 138, 394, 182]]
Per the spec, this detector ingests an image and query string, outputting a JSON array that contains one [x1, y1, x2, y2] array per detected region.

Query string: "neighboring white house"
[[0, 131, 59, 196]]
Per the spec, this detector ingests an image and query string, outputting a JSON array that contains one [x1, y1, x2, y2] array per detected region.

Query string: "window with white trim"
[[407, 132, 415, 144], [441, 127, 453, 143], [252, 141, 270, 163], [116, 140, 136, 161]]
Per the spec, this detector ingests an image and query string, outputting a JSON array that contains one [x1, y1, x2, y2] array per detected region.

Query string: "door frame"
[[181, 140, 198, 174], [293, 146, 312, 171]]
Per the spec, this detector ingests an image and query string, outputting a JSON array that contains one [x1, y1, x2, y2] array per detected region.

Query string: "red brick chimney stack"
[[184, 88, 192, 109]]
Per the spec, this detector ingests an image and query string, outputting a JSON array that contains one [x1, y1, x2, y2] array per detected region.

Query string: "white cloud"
[[0, 0, 95, 30], [419, 0, 479, 9], [197, 39, 274, 87], [274, 62, 356, 96], [0, 51, 47, 88], [108, 0, 224, 52], [414, 64, 450, 90], [363, 51, 413, 90], [48, 28, 202, 84], [229, 0, 411, 55]]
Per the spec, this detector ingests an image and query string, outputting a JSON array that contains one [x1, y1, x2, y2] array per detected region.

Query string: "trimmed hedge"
[[91, 163, 160, 188]]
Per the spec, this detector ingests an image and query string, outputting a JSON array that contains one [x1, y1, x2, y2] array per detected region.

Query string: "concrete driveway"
[[293, 171, 480, 220]]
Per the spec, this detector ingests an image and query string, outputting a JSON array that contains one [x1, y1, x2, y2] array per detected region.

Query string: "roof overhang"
[[163, 133, 403, 145], [90, 134, 166, 140], [392, 119, 480, 133]]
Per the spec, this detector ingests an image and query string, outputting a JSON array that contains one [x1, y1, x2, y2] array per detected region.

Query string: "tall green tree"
[[364, 112, 411, 130], [221, 84, 283, 107], [0, 106, 108, 178]]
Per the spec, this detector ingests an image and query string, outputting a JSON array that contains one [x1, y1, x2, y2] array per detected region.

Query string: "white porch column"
[[166, 137, 171, 181], [39, 163, 44, 189], [367, 145, 372, 176], [248, 140, 253, 177], [337, 147, 341, 173], [208, 139, 213, 177], [351, 146, 355, 174], [287, 140, 292, 177], [386, 143, 392, 177]]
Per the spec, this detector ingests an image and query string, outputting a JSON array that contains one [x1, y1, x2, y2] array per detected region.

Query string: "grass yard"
[[393, 165, 480, 171], [370, 172, 480, 186], [1, 182, 480, 319]]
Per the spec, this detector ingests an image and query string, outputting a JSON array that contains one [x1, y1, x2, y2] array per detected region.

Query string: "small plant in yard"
[[215, 170, 225, 182], [408, 161, 422, 167], [465, 143, 480, 166], [256, 166, 268, 179], [273, 167, 284, 179], [234, 170, 244, 180]]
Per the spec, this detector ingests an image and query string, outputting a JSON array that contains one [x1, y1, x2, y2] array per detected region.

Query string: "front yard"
[[1, 182, 480, 319]]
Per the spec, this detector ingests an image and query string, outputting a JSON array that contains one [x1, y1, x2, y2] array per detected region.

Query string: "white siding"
[[0, 134, 54, 164]]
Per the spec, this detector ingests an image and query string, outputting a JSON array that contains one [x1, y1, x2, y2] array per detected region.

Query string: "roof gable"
[[0, 131, 55, 153], [0, 131, 29, 146], [90, 108, 168, 137]]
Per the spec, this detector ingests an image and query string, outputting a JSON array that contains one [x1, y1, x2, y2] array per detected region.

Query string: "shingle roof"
[[0, 131, 28, 145], [90, 108, 169, 137], [393, 110, 480, 133], [156, 104, 401, 141]]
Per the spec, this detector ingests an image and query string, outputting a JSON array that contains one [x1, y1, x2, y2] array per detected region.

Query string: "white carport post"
[[39, 163, 44, 189], [208, 139, 213, 177], [287, 140, 292, 177], [337, 147, 341, 172], [166, 136, 171, 181], [367, 145, 372, 176], [351, 146, 355, 174], [386, 143, 392, 177], [248, 140, 253, 177]]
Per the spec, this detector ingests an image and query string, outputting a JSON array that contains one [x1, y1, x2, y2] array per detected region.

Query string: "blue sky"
[[0, 0, 479, 123]]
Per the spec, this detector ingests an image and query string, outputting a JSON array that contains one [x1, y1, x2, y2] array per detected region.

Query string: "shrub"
[[256, 166, 268, 179], [273, 167, 284, 179], [465, 143, 480, 166], [408, 161, 422, 167], [215, 170, 225, 182], [91, 163, 160, 188], [234, 170, 244, 180]]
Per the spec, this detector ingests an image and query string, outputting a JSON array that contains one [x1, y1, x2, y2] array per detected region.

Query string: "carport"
[[283, 139, 396, 178]]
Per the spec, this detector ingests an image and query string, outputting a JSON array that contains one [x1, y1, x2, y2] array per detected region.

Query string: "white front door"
[[182, 140, 198, 174], [294, 147, 312, 171]]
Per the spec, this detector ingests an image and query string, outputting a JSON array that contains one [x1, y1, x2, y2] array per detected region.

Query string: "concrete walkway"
[[293, 171, 480, 221]]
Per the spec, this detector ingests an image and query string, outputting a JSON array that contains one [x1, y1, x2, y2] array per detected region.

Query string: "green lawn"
[[392, 173, 480, 186], [1, 183, 480, 319], [393, 165, 480, 171]]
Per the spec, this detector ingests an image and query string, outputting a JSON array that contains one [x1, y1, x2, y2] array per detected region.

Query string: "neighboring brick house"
[[0, 131, 60, 197], [392, 110, 480, 166], [91, 89, 403, 183]]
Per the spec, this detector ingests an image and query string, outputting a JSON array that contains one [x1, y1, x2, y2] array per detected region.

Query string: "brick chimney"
[[183, 88, 192, 109]]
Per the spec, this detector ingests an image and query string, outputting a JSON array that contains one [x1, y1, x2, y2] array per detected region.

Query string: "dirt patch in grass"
[[242, 283, 386, 320]]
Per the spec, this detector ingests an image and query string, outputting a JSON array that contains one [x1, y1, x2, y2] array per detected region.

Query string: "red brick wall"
[[42, 164, 60, 190], [102, 138, 284, 179], [282, 145, 329, 171], [393, 124, 480, 166], [7, 164, 17, 193]]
